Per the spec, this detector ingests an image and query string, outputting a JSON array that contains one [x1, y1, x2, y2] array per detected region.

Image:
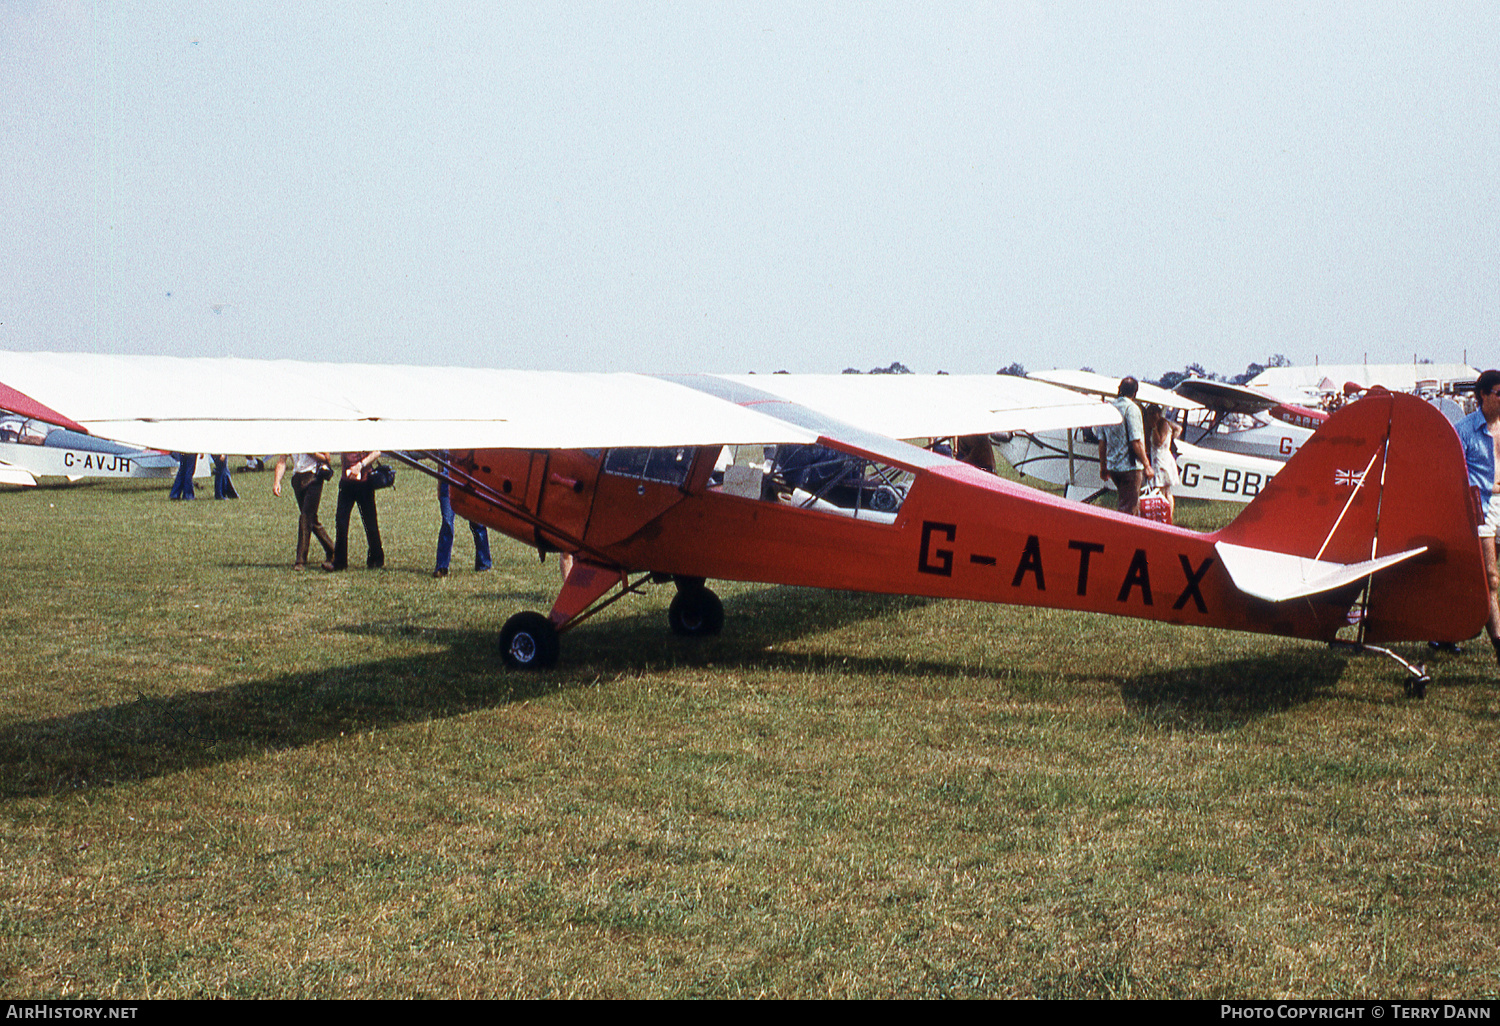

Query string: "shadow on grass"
[[0, 587, 932, 798], [1114, 646, 1349, 730], [0, 580, 1413, 795]]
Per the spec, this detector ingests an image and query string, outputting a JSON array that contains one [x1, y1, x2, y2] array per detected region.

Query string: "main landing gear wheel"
[[668, 586, 724, 637], [499, 611, 559, 669]]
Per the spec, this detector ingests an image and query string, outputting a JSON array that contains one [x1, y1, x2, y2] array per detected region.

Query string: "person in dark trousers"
[[328, 451, 385, 571], [1097, 376, 1154, 516], [272, 453, 335, 570]]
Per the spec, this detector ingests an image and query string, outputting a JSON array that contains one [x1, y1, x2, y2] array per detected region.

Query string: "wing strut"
[[388, 450, 621, 569]]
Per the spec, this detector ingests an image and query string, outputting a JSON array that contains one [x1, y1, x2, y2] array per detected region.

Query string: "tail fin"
[[1215, 389, 1486, 643]]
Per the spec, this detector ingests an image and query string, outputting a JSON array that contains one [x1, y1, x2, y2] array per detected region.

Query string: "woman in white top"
[[1143, 406, 1183, 520]]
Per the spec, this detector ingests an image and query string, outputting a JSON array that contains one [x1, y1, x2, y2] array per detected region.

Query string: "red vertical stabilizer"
[[1215, 389, 1486, 643]]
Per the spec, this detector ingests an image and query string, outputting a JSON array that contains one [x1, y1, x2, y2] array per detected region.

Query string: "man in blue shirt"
[[1097, 376, 1154, 516], [1455, 369, 1500, 664]]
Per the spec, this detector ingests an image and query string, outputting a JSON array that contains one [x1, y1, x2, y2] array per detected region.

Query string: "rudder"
[[1215, 389, 1485, 643]]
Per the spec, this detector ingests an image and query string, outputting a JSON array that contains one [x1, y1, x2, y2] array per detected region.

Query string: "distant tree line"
[[841, 361, 914, 375]]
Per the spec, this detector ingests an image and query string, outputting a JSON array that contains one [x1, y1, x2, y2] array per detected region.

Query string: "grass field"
[[1, 471, 1497, 998]]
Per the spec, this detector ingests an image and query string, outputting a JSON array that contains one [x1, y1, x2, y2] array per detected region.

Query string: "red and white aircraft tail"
[[1214, 388, 1485, 644]]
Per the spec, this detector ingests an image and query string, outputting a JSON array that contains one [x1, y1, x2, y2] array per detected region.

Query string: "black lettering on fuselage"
[[918, 521, 956, 576], [1173, 555, 1214, 613], [1117, 549, 1152, 605], [1069, 540, 1104, 596], [1011, 535, 1045, 590], [1222, 468, 1241, 494]]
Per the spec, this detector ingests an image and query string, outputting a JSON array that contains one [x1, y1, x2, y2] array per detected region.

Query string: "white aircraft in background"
[[996, 428, 1285, 504], [0, 428, 202, 487], [999, 370, 1287, 503], [1, 390, 210, 487], [1171, 378, 1319, 461]]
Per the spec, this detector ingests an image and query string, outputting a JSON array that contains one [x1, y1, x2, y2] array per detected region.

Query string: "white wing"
[[1028, 368, 1204, 412], [0, 352, 1124, 455], [0, 353, 820, 453], [716, 373, 1120, 438]]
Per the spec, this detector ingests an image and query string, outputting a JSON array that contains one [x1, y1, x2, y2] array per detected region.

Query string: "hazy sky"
[[2, 1, 1496, 377]]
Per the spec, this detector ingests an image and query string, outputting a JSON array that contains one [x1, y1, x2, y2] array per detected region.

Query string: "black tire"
[[668, 587, 724, 637], [1405, 673, 1430, 700], [499, 611, 559, 669]]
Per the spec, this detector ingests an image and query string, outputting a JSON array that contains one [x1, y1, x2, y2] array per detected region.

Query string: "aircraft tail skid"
[[1212, 388, 1486, 644]]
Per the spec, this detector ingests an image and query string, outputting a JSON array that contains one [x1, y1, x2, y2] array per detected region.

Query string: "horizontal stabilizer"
[[0, 461, 37, 487], [1215, 541, 1428, 603]]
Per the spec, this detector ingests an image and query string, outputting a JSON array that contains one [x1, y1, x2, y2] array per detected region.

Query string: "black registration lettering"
[[1069, 540, 1104, 596], [1117, 549, 1153, 605], [1011, 535, 1045, 591], [1173, 555, 1214, 613], [918, 521, 956, 576]]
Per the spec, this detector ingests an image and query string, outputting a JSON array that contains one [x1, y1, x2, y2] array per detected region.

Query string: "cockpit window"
[[603, 446, 694, 486], [712, 443, 910, 521]]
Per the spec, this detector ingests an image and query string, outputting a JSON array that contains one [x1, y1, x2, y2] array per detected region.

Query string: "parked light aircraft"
[[995, 428, 1285, 504], [0, 351, 1485, 695], [1171, 377, 1318, 460], [2, 378, 214, 486], [1011, 370, 1297, 500], [1030, 368, 1317, 462], [0, 426, 200, 487]]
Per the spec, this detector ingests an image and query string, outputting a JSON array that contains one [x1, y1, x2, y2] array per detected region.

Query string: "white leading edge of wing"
[[0, 353, 819, 453], [1214, 541, 1428, 603], [716, 373, 1121, 438], [1028, 368, 1204, 413], [0, 352, 1123, 454]]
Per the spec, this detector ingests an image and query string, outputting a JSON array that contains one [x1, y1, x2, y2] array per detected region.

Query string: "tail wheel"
[[1404, 672, 1430, 700], [668, 586, 724, 637], [499, 611, 559, 669]]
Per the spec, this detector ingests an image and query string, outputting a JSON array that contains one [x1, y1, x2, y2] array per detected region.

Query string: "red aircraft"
[[0, 352, 1485, 696]]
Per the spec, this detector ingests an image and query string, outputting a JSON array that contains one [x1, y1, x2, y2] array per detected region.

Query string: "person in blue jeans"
[[211, 455, 238, 499], [434, 478, 490, 578], [168, 452, 197, 500]]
